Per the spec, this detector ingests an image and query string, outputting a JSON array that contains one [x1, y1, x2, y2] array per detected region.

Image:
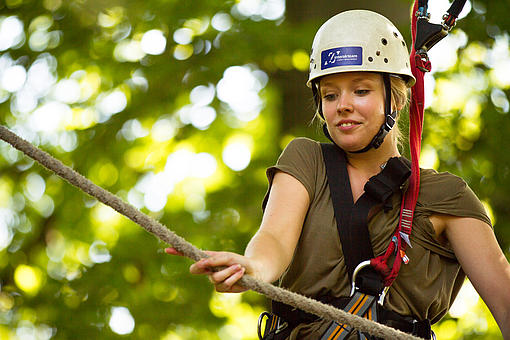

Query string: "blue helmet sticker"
[[321, 46, 363, 70]]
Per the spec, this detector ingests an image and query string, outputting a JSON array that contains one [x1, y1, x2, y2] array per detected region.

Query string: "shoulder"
[[282, 137, 321, 153], [265, 137, 323, 205], [420, 168, 466, 190], [418, 168, 466, 203], [417, 168, 489, 225], [277, 137, 322, 164]]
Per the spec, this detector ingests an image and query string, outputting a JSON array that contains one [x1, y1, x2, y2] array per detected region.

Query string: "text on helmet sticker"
[[321, 47, 362, 69]]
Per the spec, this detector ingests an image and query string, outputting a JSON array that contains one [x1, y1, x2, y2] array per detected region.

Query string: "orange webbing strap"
[[320, 292, 377, 340]]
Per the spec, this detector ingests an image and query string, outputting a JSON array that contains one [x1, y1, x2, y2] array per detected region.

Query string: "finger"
[[189, 254, 234, 275], [190, 259, 213, 275], [222, 267, 246, 289], [209, 264, 242, 284], [215, 267, 246, 293], [164, 247, 184, 256], [201, 252, 241, 268]]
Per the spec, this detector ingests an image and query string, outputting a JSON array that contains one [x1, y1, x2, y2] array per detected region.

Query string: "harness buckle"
[[257, 311, 288, 339], [384, 112, 396, 132], [441, 14, 457, 31], [415, 17, 448, 53], [257, 312, 271, 339]]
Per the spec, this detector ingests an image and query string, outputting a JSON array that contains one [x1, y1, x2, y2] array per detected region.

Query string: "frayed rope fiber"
[[0, 125, 423, 340]]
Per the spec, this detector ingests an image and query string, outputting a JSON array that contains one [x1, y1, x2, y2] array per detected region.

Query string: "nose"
[[337, 93, 353, 114]]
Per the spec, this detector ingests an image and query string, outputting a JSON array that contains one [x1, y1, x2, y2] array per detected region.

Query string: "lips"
[[336, 120, 361, 128]]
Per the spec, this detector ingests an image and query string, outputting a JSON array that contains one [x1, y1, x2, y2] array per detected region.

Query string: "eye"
[[322, 93, 337, 101], [354, 89, 370, 95]]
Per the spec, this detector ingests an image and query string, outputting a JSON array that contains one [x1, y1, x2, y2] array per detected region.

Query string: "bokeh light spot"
[[0, 219, 13, 251], [28, 101, 72, 132], [1, 65, 26, 92], [0, 16, 25, 51], [14, 265, 44, 296], [114, 40, 145, 62], [190, 84, 215, 106], [89, 240, 112, 264], [151, 118, 177, 142], [211, 13, 233, 32], [173, 44, 193, 60], [222, 140, 251, 171], [191, 153, 217, 178], [53, 79, 81, 104], [141, 29, 166, 55], [109, 306, 135, 335], [24, 173, 46, 202], [123, 264, 141, 284], [216, 65, 267, 121], [97, 90, 127, 120], [292, 50, 310, 71], [173, 28, 193, 45]]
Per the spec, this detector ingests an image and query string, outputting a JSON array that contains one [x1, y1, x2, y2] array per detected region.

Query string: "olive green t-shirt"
[[264, 137, 492, 339]]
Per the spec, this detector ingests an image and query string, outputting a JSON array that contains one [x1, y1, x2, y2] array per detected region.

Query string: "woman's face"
[[320, 72, 386, 152]]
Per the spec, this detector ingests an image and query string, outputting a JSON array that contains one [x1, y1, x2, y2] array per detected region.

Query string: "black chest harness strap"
[[320, 144, 411, 281], [318, 143, 429, 340]]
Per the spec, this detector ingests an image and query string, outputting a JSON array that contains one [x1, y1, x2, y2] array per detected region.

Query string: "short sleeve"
[[417, 170, 491, 226], [412, 170, 492, 258], [262, 138, 321, 209]]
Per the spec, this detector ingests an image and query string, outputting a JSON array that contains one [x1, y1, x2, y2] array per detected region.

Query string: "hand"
[[164, 248, 251, 293]]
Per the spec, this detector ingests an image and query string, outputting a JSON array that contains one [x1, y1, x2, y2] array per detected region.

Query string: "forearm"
[[244, 229, 295, 283], [445, 216, 510, 339]]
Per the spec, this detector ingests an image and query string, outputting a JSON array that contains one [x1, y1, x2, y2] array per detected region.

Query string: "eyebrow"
[[320, 77, 378, 88]]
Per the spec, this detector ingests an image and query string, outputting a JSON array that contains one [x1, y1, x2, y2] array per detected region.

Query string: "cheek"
[[358, 98, 384, 120], [321, 101, 336, 120]]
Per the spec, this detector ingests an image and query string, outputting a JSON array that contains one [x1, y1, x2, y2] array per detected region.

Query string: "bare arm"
[[438, 215, 510, 338], [168, 171, 309, 292], [244, 170, 310, 283]]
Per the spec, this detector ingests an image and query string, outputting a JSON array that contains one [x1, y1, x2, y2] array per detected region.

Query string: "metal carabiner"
[[349, 260, 372, 297], [349, 260, 389, 305]]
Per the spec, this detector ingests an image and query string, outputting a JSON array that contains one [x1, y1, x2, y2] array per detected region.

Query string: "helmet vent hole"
[[393, 32, 399, 38], [401, 41, 406, 47], [384, 58, 389, 63], [376, 51, 381, 56], [381, 38, 388, 45], [368, 57, 374, 62]]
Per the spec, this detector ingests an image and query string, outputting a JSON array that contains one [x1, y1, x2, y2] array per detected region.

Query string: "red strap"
[[371, 0, 430, 286]]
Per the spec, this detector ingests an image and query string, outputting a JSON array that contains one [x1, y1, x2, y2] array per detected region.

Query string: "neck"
[[345, 138, 400, 177]]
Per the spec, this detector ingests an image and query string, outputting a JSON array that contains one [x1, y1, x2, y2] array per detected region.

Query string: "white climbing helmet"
[[307, 10, 416, 88]]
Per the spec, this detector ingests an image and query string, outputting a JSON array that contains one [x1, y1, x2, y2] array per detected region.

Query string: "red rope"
[[371, 0, 430, 286]]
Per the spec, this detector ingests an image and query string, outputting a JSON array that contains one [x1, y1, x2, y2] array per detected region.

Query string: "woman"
[[166, 10, 510, 339]]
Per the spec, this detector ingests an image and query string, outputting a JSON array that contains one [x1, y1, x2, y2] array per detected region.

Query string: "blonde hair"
[[390, 76, 410, 150]]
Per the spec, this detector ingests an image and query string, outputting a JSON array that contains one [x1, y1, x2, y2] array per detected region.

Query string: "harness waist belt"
[[271, 299, 432, 339], [272, 297, 349, 328]]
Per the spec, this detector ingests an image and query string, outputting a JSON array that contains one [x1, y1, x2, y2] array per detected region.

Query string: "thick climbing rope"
[[0, 125, 422, 340]]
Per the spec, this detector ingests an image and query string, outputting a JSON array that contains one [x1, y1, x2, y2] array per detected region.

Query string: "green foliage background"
[[0, 0, 509, 339]]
